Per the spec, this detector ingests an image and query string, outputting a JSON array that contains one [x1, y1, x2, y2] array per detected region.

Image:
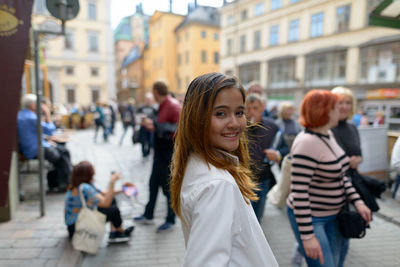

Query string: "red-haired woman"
[[170, 73, 278, 266], [64, 161, 133, 243], [286, 90, 371, 266]]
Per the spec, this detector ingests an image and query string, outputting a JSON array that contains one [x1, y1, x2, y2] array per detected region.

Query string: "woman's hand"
[[356, 203, 372, 225], [349, 156, 362, 169], [302, 236, 324, 265], [110, 172, 120, 184]]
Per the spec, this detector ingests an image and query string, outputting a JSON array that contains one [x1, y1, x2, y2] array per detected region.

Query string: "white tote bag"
[[268, 155, 292, 209], [72, 185, 106, 254]]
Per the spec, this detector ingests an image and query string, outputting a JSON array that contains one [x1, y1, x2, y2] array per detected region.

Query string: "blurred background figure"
[[119, 98, 136, 146], [373, 111, 385, 127], [246, 81, 272, 119], [391, 136, 400, 199], [352, 108, 363, 127], [94, 101, 108, 143], [275, 102, 302, 150], [137, 93, 157, 159]]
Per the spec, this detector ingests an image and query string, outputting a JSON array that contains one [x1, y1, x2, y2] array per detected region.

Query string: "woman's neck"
[[309, 125, 330, 135]]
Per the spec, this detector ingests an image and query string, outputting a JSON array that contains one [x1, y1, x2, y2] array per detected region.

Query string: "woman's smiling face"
[[209, 87, 246, 152]]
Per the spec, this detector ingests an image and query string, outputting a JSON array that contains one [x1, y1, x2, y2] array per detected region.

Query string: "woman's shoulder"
[[291, 131, 322, 156], [182, 154, 238, 198]]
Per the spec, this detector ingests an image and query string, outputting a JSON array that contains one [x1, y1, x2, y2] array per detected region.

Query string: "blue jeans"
[[287, 206, 343, 267], [251, 179, 271, 222]]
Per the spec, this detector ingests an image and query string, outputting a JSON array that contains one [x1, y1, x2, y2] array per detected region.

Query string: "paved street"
[[1, 124, 400, 266]]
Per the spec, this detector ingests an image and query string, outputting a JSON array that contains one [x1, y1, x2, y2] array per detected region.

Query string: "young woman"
[[286, 90, 371, 267], [170, 73, 278, 266], [64, 161, 133, 243]]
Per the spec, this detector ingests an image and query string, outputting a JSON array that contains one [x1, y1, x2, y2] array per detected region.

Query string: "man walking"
[[246, 93, 289, 222], [134, 81, 181, 232]]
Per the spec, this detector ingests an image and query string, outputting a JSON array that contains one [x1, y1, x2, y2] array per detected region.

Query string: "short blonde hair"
[[331, 86, 356, 119], [278, 102, 295, 118]]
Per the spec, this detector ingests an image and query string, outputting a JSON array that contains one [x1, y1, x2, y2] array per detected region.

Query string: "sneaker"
[[108, 231, 130, 243], [134, 215, 153, 225], [124, 226, 135, 236], [156, 222, 174, 233]]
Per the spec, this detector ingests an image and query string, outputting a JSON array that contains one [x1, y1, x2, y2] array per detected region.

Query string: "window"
[[66, 86, 76, 104], [185, 51, 189, 64], [269, 25, 279, 46], [241, 9, 248, 20], [254, 30, 261, 50], [254, 2, 265, 16], [91, 67, 99, 76], [177, 35, 180, 43], [310, 12, 324, 38], [88, 3, 97, 20], [201, 50, 207, 63], [240, 34, 246, 53], [214, 52, 219, 64], [33, 0, 46, 14], [186, 76, 190, 88], [177, 53, 181, 66], [64, 29, 74, 50], [65, 66, 74, 75], [201, 31, 206, 39], [291, 0, 301, 3], [177, 76, 181, 90], [88, 32, 99, 52], [185, 32, 189, 40], [214, 33, 219, 41], [268, 58, 297, 88], [305, 50, 347, 86], [239, 63, 260, 85], [91, 87, 100, 103], [271, 0, 281, 10], [288, 19, 299, 42], [336, 5, 351, 32], [159, 57, 163, 68], [359, 42, 400, 84], [227, 39, 233, 56], [227, 15, 235, 25]]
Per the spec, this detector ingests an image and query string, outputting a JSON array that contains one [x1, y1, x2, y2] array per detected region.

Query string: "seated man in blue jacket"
[[246, 93, 289, 222], [17, 94, 72, 191]]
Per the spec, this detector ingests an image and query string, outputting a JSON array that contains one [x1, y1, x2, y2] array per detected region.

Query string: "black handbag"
[[336, 203, 367, 239]]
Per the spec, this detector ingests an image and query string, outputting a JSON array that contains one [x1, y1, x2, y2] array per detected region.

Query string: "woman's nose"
[[227, 114, 239, 128]]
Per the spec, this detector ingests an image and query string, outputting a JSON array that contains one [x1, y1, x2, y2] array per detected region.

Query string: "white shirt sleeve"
[[183, 180, 240, 267], [391, 137, 400, 170]]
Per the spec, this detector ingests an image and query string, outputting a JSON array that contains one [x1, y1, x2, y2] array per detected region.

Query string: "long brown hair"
[[170, 72, 258, 217], [68, 161, 95, 189]]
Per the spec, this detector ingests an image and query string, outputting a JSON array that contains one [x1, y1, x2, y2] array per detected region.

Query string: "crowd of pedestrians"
[[16, 71, 396, 265]]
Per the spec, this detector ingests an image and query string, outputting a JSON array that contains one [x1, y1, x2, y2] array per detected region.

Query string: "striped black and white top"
[[287, 130, 363, 240]]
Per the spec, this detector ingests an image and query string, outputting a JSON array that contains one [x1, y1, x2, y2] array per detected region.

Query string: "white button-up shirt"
[[180, 153, 278, 267]]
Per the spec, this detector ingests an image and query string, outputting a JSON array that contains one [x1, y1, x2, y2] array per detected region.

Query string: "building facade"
[[114, 4, 149, 102], [30, 0, 115, 107], [143, 11, 185, 95], [220, 0, 400, 128], [175, 6, 221, 95]]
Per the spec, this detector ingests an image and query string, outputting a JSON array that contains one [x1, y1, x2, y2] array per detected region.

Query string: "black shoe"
[[124, 226, 135, 236], [108, 231, 130, 243]]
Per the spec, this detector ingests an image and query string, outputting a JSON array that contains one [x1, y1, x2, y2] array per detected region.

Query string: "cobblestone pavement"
[[1, 124, 400, 267]]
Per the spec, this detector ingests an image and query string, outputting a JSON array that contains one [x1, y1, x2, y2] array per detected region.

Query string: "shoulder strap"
[[318, 135, 337, 157], [78, 184, 87, 209]]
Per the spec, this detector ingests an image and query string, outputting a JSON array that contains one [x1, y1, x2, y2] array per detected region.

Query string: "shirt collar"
[[215, 149, 239, 166]]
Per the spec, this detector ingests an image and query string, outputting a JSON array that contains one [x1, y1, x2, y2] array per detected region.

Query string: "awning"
[[369, 0, 400, 29]]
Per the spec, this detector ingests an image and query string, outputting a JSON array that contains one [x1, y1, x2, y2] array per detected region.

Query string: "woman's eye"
[[215, 111, 225, 117], [236, 111, 244, 116]]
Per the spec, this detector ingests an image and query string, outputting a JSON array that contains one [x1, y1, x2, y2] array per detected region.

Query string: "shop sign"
[[366, 88, 399, 99]]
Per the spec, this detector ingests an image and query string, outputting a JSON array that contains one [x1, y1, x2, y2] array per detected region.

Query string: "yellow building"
[[144, 11, 184, 94], [175, 6, 221, 95], [29, 0, 115, 107], [220, 0, 400, 127]]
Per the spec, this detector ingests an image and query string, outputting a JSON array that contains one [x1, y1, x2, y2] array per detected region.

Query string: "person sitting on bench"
[[17, 94, 72, 191]]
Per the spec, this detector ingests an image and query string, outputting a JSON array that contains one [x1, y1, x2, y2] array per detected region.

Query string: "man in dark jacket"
[[134, 81, 181, 232], [246, 93, 289, 222]]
